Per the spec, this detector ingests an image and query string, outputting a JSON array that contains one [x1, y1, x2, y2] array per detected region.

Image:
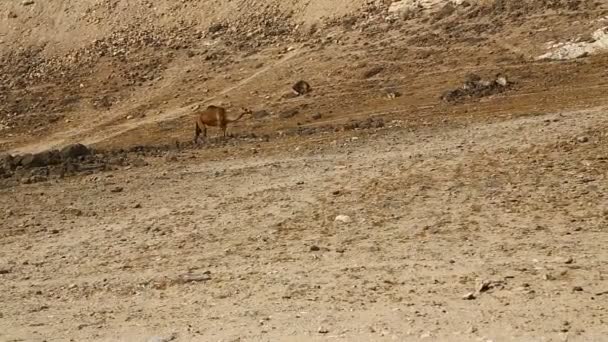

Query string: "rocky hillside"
[[0, 0, 606, 152]]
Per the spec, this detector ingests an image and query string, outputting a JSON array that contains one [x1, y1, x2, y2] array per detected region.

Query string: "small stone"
[[147, 333, 177, 342], [252, 110, 270, 119], [318, 327, 329, 334], [279, 109, 299, 119], [577, 136, 589, 143], [311, 113, 322, 120], [130, 158, 148, 167], [62, 207, 83, 217], [420, 331, 432, 339], [496, 76, 508, 87], [165, 153, 178, 162], [179, 272, 211, 283], [133, 203, 142, 209], [0, 268, 11, 275], [334, 215, 352, 224], [110, 187, 124, 193], [462, 292, 476, 300], [310, 245, 320, 252], [572, 286, 583, 292], [22, 0, 35, 5], [564, 257, 574, 264], [292, 80, 312, 96], [363, 66, 384, 78]]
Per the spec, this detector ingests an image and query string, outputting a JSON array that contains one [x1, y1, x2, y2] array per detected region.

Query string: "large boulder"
[[0, 154, 15, 170], [60, 143, 91, 159], [18, 149, 61, 168]]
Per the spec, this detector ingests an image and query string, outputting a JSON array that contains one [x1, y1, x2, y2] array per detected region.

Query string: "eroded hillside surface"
[[1, 1, 608, 341]]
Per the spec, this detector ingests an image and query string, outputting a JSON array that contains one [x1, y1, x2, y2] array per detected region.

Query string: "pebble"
[[165, 153, 178, 162], [147, 333, 177, 342], [318, 327, 329, 334], [577, 136, 589, 143], [572, 286, 583, 292], [334, 215, 352, 224], [310, 245, 320, 252], [110, 187, 124, 193], [462, 292, 476, 300], [63, 207, 83, 216]]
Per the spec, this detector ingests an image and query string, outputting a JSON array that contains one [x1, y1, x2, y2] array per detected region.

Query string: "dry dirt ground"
[[2, 1, 608, 341]]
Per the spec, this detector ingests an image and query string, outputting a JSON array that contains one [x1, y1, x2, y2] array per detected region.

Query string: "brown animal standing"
[[193, 105, 251, 143]]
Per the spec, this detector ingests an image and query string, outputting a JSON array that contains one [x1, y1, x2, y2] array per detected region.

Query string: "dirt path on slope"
[[7, 49, 302, 155]]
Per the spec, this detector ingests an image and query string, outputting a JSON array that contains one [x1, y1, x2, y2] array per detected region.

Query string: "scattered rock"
[[310, 245, 320, 252], [318, 327, 330, 334], [475, 279, 504, 294], [22, 0, 35, 5], [441, 74, 512, 103], [208, 23, 225, 34], [110, 187, 124, 193], [538, 27, 608, 61], [0, 268, 11, 275], [134, 203, 142, 209], [311, 113, 322, 120], [19, 150, 60, 168], [60, 143, 91, 159], [363, 66, 384, 78], [462, 292, 476, 300], [572, 286, 583, 292], [564, 257, 574, 264], [420, 331, 433, 339], [292, 80, 312, 96], [130, 158, 148, 167], [62, 207, 83, 216], [165, 152, 178, 162], [179, 272, 211, 283], [279, 108, 299, 119], [334, 215, 352, 224], [577, 136, 589, 143], [252, 110, 270, 119], [385, 91, 401, 99], [147, 333, 177, 342]]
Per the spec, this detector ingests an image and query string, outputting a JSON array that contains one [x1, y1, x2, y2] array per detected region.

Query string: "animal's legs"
[[194, 123, 201, 144]]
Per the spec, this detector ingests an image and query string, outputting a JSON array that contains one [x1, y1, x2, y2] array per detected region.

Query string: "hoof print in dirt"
[[441, 73, 512, 104], [292, 80, 312, 96]]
